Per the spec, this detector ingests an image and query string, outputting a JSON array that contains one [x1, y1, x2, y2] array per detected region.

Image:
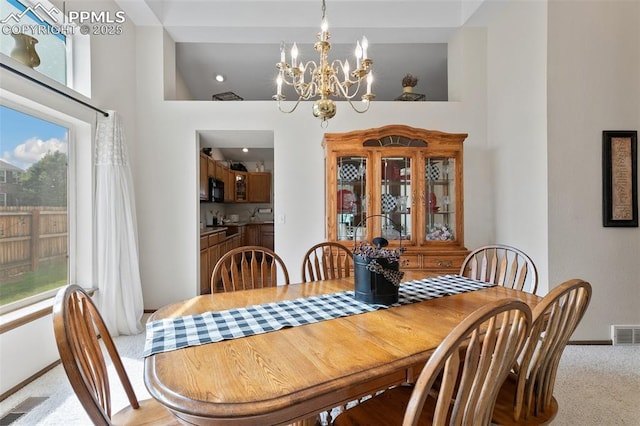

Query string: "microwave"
[[208, 178, 224, 203]]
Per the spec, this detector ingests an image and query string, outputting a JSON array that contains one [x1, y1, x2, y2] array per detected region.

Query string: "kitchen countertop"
[[200, 221, 274, 236], [222, 221, 274, 226]]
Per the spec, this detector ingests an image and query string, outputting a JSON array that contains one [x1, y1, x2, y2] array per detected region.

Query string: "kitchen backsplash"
[[200, 202, 274, 226]]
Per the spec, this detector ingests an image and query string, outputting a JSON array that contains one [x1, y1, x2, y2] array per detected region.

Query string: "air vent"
[[0, 397, 48, 425], [212, 92, 243, 101], [611, 325, 640, 345]]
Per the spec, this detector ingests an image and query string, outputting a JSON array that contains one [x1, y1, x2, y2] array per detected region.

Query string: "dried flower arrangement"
[[402, 74, 418, 88], [353, 240, 406, 286]]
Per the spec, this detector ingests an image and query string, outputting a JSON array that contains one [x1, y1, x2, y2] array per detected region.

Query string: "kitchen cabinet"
[[244, 224, 258, 246], [223, 167, 234, 203], [214, 161, 224, 181], [323, 124, 469, 274], [243, 223, 274, 250], [200, 228, 242, 294], [200, 156, 272, 204], [200, 229, 223, 294], [248, 172, 271, 203], [234, 171, 248, 202], [260, 223, 274, 251], [207, 157, 216, 177], [199, 153, 208, 201]]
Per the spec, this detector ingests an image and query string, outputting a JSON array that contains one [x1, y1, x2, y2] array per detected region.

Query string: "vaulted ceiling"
[[116, 0, 486, 102]]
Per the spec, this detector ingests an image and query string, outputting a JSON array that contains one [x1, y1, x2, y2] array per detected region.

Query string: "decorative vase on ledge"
[[11, 33, 41, 68], [394, 73, 425, 101]]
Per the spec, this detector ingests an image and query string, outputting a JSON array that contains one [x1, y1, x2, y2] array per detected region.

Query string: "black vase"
[[354, 255, 399, 305]]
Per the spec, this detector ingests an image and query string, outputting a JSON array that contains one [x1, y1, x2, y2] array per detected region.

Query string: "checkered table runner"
[[143, 275, 494, 357]]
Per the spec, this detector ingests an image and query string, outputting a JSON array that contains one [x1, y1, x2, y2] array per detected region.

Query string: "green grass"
[[0, 261, 68, 306]]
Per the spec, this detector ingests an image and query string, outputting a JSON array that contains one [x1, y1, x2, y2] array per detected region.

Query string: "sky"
[[0, 104, 68, 171]]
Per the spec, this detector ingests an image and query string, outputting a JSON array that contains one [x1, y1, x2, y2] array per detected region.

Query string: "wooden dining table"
[[143, 273, 541, 425]]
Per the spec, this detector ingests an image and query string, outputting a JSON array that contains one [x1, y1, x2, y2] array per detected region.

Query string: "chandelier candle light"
[[273, 0, 374, 124]]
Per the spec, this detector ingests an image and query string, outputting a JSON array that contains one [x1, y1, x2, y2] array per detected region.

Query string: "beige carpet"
[[1, 336, 638, 425]]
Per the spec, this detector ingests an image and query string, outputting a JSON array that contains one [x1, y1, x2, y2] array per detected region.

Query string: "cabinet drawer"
[[209, 232, 224, 245], [400, 254, 421, 269], [200, 236, 209, 250], [422, 255, 466, 271]]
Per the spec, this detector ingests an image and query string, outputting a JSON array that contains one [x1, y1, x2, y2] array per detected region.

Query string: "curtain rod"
[[0, 62, 109, 117]]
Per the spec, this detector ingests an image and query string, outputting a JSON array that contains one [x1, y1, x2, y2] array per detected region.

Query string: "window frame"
[[2, 0, 85, 93], [0, 99, 76, 315]]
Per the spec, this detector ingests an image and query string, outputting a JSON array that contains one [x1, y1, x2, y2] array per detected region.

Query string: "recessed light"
[[215, 74, 225, 82], [242, 148, 249, 153]]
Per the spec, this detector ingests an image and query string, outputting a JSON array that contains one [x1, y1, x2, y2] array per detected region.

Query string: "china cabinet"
[[323, 125, 469, 274]]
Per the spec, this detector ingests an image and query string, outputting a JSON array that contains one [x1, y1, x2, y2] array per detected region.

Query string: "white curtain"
[[94, 111, 144, 336]]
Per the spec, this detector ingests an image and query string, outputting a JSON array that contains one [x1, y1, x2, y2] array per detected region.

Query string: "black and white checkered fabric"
[[143, 275, 494, 357], [426, 163, 440, 181], [339, 163, 359, 181]]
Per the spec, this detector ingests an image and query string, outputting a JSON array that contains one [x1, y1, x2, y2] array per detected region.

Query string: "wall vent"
[[611, 325, 640, 345], [0, 397, 48, 425]]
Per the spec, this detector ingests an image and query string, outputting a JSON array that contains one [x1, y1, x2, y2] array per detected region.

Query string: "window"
[[1, 0, 71, 86], [0, 104, 70, 312]]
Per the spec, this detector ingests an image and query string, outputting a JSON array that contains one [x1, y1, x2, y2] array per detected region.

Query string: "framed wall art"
[[602, 130, 637, 227]]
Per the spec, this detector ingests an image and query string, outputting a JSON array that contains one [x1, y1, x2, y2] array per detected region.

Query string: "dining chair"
[[331, 297, 532, 426], [491, 279, 592, 425], [208, 247, 317, 426], [211, 245, 290, 292], [460, 244, 539, 294], [301, 241, 352, 282], [53, 285, 180, 426]]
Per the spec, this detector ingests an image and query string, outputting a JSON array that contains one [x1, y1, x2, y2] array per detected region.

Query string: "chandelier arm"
[[276, 96, 304, 114], [281, 61, 321, 99], [331, 72, 363, 100], [345, 96, 372, 114], [330, 59, 364, 86]]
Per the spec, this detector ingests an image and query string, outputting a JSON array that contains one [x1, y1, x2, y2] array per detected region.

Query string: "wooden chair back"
[[211, 245, 290, 293], [53, 285, 142, 425], [301, 242, 352, 282], [492, 279, 592, 424], [460, 244, 539, 294], [401, 298, 532, 426], [334, 298, 532, 426]]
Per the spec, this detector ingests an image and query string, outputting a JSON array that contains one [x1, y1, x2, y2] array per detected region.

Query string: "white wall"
[[131, 26, 491, 309], [484, 1, 550, 292], [547, 0, 640, 340]]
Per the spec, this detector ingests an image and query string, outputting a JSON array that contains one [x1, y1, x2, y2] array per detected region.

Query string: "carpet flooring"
[[1, 335, 638, 425]]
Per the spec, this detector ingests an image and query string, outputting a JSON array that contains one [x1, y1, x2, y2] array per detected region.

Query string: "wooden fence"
[[0, 207, 68, 281]]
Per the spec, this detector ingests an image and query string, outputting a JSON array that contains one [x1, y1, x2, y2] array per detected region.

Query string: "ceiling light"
[[242, 148, 249, 153], [273, 0, 374, 125], [215, 74, 225, 82]]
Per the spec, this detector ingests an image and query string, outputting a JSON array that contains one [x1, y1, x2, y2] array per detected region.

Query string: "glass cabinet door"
[[336, 156, 367, 241], [235, 172, 247, 202], [424, 157, 456, 241], [379, 156, 412, 242]]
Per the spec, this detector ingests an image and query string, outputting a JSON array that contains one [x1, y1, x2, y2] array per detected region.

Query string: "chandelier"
[[273, 0, 374, 124]]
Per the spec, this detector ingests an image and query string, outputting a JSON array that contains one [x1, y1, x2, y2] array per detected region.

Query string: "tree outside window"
[[0, 105, 69, 309]]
